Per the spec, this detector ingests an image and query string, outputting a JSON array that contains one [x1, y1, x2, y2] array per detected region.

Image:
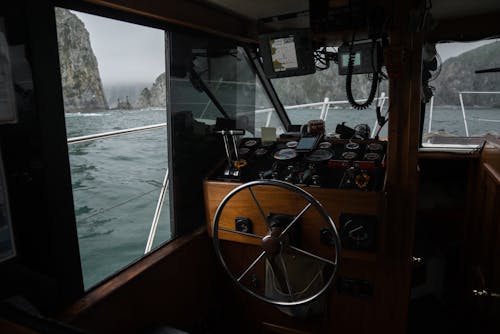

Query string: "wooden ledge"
[[60, 226, 207, 322]]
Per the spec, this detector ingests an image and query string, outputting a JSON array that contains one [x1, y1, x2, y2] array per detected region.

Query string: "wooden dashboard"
[[203, 180, 385, 263]]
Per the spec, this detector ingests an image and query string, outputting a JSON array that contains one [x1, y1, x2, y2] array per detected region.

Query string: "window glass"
[[422, 39, 500, 148], [55, 8, 171, 289], [270, 59, 389, 138], [169, 34, 284, 234]]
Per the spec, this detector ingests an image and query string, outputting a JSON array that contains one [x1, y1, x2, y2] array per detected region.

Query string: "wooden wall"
[[61, 228, 218, 334], [467, 141, 500, 305]]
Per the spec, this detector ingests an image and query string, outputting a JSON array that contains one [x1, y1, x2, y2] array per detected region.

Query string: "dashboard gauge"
[[367, 142, 383, 152], [363, 152, 381, 161], [273, 148, 297, 160], [340, 214, 377, 250], [238, 147, 250, 156], [304, 149, 333, 162], [244, 139, 258, 147], [319, 141, 332, 149], [341, 151, 358, 160], [345, 142, 360, 151], [255, 148, 268, 157]]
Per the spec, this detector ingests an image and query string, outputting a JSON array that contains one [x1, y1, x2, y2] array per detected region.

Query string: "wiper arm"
[[188, 68, 230, 119], [475, 67, 500, 74]]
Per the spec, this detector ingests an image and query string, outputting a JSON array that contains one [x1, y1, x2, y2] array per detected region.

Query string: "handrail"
[[145, 168, 170, 254], [66, 121, 170, 254], [67, 123, 167, 145], [426, 91, 500, 139], [255, 95, 389, 128], [458, 91, 500, 137]]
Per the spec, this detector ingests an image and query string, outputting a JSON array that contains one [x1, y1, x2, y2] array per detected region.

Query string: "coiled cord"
[[346, 39, 379, 110]]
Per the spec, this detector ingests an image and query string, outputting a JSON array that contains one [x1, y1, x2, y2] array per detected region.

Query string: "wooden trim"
[[418, 151, 481, 160], [484, 163, 500, 186], [83, 0, 259, 43], [60, 226, 207, 321], [262, 322, 312, 334], [428, 11, 500, 42]]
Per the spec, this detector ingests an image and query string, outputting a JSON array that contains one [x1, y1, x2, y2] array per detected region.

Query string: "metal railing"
[[255, 93, 389, 133], [427, 91, 500, 137], [67, 122, 169, 254]]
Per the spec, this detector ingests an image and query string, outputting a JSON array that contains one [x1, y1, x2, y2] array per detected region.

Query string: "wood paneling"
[[204, 180, 383, 262], [61, 227, 217, 334], [84, 0, 260, 43]]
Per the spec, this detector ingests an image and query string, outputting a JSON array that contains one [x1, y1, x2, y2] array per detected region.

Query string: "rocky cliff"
[[433, 41, 500, 106], [136, 73, 166, 108], [55, 8, 108, 111]]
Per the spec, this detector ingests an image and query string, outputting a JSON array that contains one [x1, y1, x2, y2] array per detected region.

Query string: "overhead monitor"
[[258, 29, 315, 79]]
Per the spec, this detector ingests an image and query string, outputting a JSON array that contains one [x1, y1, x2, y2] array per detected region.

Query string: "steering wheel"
[[212, 180, 341, 306]]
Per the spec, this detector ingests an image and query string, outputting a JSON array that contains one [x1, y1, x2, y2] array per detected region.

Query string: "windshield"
[[270, 60, 389, 138]]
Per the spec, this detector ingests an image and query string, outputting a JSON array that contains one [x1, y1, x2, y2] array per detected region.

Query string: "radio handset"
[[339, 39, 380, 110]]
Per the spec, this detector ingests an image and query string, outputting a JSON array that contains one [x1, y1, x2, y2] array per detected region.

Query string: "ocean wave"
[[79, 229, 114, 239], [66, 112, 111, 117]]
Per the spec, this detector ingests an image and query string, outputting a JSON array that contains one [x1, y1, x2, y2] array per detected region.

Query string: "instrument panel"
[[216, 136, 387, 192]]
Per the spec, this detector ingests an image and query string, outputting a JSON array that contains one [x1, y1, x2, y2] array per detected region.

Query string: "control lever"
[[284, 165, 295, 183], [215, 129, 246, 177]]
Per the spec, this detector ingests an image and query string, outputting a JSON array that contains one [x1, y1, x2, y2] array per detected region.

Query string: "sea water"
[[65, 105, 498, 289], [66, 108, 170, 288]]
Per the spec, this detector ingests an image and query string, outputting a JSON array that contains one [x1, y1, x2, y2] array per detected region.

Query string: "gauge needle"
[[348, 225, 364, 237]]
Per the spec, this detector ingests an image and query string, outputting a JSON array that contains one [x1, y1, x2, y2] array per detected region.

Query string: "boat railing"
[[427, 91, 500, 138], [255, 93, 388, 137], [67, 122, 169, 254]]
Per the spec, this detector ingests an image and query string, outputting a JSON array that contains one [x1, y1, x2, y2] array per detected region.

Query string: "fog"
[[73, 11, 166, 86]]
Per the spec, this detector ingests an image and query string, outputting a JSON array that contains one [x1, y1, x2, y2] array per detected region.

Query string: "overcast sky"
[[72, 11, 166, 86], [437, 39, 498, 62]]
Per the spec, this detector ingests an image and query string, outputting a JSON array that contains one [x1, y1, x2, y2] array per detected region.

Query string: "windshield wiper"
[[188, 68, 230, 119], [475, 67, 500, 74]]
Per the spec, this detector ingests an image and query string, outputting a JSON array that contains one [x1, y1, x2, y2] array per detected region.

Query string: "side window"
[[168, 33, 286, 235], [422, 39, 500, 148], [55, 8, 172, 289]]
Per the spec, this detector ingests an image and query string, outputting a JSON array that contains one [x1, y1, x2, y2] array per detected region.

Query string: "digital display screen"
[[296, 136, 318, 151], [269, 36, 299, 72], [341, 52, 361, 68]]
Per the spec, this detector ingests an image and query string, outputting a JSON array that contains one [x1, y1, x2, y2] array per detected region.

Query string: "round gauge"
[[273, 148, 297, 160], [367, 142, 383, 152], [262, 141, 274, 147], [339, 214, 377, 250], [345, 142, 360, 150], [318, 141, 332, 149], [244, 139, 258, 147], [255, 148, 268, 157], [363, 152, 381, 161], [344, 221, 369, 244], [304, 149, 333, 162], [341, 151, 358, 160], [238, 147, 250, 156], [286, 141, 298, 148]]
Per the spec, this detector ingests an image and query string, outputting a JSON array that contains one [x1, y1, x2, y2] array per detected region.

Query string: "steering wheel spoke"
[[279, 254, 295, 302], [279, 203, 312, 238], [219, 226, 264, 240], [288, 245, 337, 267], [237, 251, 266, 282], [248, 186, 269, 228]]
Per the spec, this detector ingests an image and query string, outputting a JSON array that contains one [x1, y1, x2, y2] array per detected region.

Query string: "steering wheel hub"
[[261, 234, 282, 255]]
